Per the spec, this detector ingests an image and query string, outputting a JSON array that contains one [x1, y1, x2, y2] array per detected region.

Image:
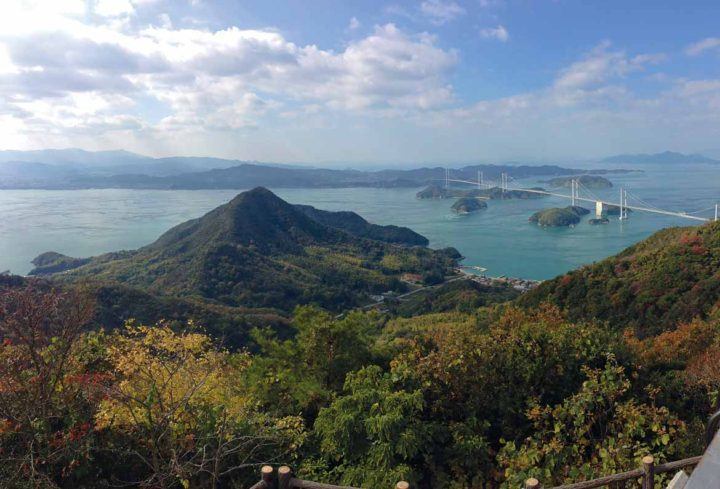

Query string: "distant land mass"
[[600, 151, 718, 165], [0, 148, 635, 190], [417, 184, 547, 200], [31, 188, 459, 316], [541, 175, 613, 189]]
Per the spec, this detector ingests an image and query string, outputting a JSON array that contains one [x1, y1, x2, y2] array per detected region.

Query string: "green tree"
[[498, 358, 686, 487], [312, 366, 427, 488]]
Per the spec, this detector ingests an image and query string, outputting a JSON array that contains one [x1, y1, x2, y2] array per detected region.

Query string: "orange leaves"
[[624, 318, 718, 367]]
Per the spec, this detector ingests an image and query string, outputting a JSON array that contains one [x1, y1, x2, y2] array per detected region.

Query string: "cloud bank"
[[0, 1, 719, 162]]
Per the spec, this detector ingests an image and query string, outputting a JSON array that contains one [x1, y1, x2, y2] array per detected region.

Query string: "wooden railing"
[[248, 457, 700, 489], [248, 465, 410, 489], [523, 454, 702, 489]]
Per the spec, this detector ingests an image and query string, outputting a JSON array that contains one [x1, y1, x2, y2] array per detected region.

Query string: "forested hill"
[[518, 220, 720, 335], [294, 204, 429, 246], [31, 187, 458, 311]]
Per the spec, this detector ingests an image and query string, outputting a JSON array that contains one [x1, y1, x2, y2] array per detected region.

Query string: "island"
[[529, 206, 589, 227], [541, 175, 613, 189], [588, 217, 610, 225], [417, 185, 547, 200], [603, 204, 633, 216], [451, 198, 488, 214], [30, 251, 90, 275], [416, 184, 454, 199]]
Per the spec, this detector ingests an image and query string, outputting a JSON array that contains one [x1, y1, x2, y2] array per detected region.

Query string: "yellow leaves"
[[95, 321, 254, 435]]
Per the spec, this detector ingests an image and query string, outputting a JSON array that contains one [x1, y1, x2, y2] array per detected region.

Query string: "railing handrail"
[[253, 465, 410, 489], [525, 455, 703, 489]]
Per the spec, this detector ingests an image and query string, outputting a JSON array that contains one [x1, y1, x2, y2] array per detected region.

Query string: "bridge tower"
[[715, 204, 718, 222], [445, 168, 449, 189], [619, 188, 628, 220], [570, 179, 577, 206]]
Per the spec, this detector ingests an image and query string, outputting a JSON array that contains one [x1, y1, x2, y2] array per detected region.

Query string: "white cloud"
[[157, 13, 173, 29], [686, 37, 720, 56], [479, 25, 509, 42], [0, 6, 458, 144], [1, 3, 719, 162], [348, 16, 360, 30], [420, 0, 465, 25], [94, 0, 135, 17]]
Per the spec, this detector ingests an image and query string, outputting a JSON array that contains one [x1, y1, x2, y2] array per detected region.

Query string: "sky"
[[1, 0, 720, 165]]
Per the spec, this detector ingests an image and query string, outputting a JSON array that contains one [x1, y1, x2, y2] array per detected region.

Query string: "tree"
[[0, 285, 97, 488], [95, 322, 304, 489], [498, 358, 686, 487], [312, 366, 427, 488], [247, 307, 383, 420]]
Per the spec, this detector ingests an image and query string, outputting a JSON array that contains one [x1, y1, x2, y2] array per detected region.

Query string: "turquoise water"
[[1, 163, 719, 279]]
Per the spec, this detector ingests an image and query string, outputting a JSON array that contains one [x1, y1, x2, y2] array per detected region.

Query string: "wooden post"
[[396, 482, 410, 489], [525, 477, 541, 489], [642, 455, 655, 489], [278, 466, 292, 489], [261, 465, 274, 487]]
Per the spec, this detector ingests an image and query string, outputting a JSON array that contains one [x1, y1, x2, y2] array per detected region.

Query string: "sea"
[[1, 162, 719, 280]]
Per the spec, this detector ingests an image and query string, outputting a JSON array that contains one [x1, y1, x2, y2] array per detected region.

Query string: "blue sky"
[[1, 0, 720, 165]]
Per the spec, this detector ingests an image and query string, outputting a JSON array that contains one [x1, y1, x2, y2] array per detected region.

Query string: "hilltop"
[[32, 188, 458, 312], [519, 220, 720, 335]]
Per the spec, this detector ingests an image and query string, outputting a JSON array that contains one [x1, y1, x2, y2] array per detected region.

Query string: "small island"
[[588, 217, 610, 225], [529, 206, 590, 227], [603, 204, 633, 216], [30, 251, 90, 275], [542, 175, 613, 189], [451, 198, 488, 214], [416, 184, 452, 199]]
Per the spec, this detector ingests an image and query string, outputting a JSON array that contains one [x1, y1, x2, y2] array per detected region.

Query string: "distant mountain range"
[[0, 148, 636, 190], [0, 148, 252, 177], [599, 151, 719, 165]]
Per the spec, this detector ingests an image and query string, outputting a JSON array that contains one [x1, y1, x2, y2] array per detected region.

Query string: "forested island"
[[529, 205, 590, 226], [417, 184, 547, 200], [541, 174, 613, 188], [451, 197, 487, 214], [2, 187, 720, 488]]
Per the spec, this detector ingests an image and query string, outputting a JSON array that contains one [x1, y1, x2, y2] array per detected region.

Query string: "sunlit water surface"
[[1, 163, 719, 280]]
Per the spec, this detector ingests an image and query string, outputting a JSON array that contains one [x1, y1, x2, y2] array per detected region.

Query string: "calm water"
[[1, 163, 719, 280]]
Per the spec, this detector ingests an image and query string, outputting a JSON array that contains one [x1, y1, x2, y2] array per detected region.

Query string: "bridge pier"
[[595, 201, 604, 217]]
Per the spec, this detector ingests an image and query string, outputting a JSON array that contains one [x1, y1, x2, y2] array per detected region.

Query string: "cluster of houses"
[[463, 272, 541, 292]]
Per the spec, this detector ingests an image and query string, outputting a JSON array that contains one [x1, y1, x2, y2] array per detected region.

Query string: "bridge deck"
[[445, 178, 710, 222]]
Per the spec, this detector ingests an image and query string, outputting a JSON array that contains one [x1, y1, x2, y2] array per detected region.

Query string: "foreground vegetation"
[[1, 282, 716, 488]]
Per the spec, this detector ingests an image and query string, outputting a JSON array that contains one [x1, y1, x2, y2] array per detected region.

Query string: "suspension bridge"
[[441, 168, 718, 223]]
